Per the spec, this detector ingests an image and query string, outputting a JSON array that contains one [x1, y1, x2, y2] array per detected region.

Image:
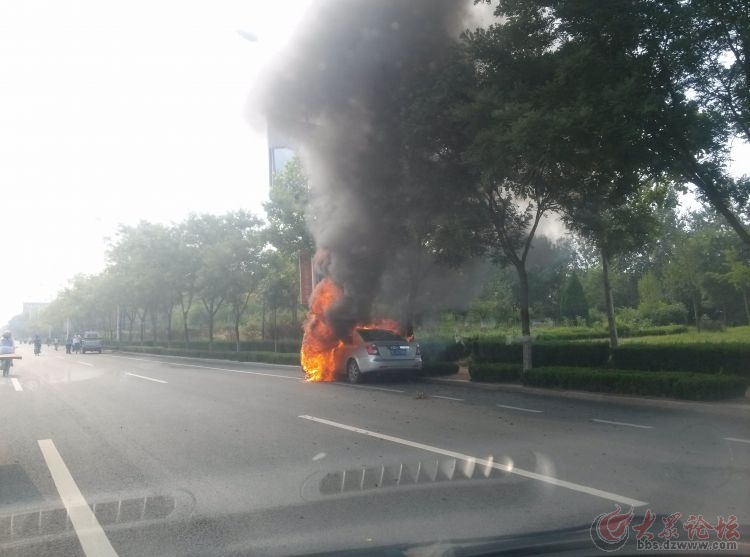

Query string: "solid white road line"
[[10, 378, 22, 391], [76, 361, 94, 367], [299, 415, 647, 507], [163, 361, 299, 380], [37, 439, 119, 557], [125, 372, 167, 384], [432, 395, 464, 401], [496, 403, 543, 413], [724, 437, 750, 445], [591, 418, 653, 430]]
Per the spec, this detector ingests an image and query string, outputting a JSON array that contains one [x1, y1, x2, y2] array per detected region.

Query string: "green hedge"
[[523, 367, 748, 401], [113, 346, 301, 366], [534, 325, 688, 342], [419, 362, 460, 376], [113, 339, 302, 353], [418, 340, 469, 363], [471, 341, 609, 367], [611, 344, 750, 377], [469, 363, 522, 383]]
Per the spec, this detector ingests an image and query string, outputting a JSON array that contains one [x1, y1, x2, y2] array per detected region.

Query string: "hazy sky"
[[0, 0, 311, 323], [0, 1, 747, 325]]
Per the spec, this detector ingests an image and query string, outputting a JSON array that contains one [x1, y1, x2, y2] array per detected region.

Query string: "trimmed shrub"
[[534, 325, 689, 342], [535, 343, 609, 367], [418, 340, 470, 363], [522, 367, 747, 400], [471, 341, 608, 367], [611, 344, 750, 377], [419, 362, 460, 376], [112, 340, 302, 353], [469, 363, 522, 382]]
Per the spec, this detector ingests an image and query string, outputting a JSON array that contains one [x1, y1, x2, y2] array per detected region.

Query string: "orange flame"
[[300, 278, 407, 382], [301, 278, 344, 382]]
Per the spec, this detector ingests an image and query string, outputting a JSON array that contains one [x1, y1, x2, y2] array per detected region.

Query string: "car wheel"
[[347, 359, 361, 384]]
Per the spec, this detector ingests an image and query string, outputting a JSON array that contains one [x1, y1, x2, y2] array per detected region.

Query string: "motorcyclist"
[[1, 331, 14, 375], [71, 335, 81, 354], [1, 331, 14, 354], [33, 334, 42, 356]]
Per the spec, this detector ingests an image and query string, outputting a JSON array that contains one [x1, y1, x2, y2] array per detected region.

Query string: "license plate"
[[389, 346, 407, 355]]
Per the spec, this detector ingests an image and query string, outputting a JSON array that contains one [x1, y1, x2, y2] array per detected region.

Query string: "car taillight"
[[415, 344, 421, 356], [366, 343, 380, 355]]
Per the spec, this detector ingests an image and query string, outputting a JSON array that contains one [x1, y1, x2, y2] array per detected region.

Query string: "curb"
[[419, 375, 750, 418]]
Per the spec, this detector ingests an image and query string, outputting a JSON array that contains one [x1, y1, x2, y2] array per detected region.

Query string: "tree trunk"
[[208, 309, 215, 352], [138, 309, 147, 346], [234, 314, 241, 352], [165, 305, 174, 348], [150, 310, 158, 343], [693, 294, 701, 332], [601, 247, 619, 349], [273, 304, 278, 352], [181, 310, 190, 346], [743, 288, 750, 325], [261, 299, 266, 341], [514, 263, 533, 371]]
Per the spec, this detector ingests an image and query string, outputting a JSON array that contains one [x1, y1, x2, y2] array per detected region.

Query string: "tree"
[[560, 273, 588, 323], [263, 156, 314, 258], [664, 234, 707, 330], [223, 212, 266, 351], [723, 248, 750, 324]]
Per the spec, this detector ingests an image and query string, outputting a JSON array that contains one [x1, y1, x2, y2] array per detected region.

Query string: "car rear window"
[[356, 329, 407, 342], [84, 333, 100, 339]]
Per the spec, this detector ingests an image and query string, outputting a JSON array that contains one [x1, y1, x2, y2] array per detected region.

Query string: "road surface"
[[1, 343, 748, 556]]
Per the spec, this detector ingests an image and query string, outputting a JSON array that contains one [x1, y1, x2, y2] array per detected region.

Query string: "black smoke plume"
[[257, 0, 472, 338]]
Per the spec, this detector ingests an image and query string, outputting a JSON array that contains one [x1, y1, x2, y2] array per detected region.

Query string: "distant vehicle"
[[334, 328, 421, 383], [81, 331, 103, 354]]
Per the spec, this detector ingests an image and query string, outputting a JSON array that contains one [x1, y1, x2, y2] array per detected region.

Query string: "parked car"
[[81, 331, 103, 354], [335, 328, 421, 383]]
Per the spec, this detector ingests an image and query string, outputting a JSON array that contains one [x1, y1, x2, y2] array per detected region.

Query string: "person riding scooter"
[[33, 334, 42, 356]]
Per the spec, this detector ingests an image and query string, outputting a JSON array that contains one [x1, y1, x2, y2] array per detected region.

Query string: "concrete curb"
[[419, 375, 750, 418]]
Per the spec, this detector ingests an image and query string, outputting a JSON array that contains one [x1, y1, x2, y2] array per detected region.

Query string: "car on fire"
[[335, 327, 421, 383]]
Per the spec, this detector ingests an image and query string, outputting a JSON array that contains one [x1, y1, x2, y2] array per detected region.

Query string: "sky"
[[0, 1, 748, 325], [0, 0, 311, 323]]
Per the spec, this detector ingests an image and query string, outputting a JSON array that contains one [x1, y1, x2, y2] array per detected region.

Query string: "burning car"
[[333, 327, 421, 383], [300, 277, 422, 383]]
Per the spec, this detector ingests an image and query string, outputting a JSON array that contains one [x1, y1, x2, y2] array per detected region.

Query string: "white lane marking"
[[432, 395, 464, 401], [37, 439, 119, 557], [592, 418, 653, 430], [724, 437, 750, 445], [299, 415, 647, 507], [159, 361, 299, 380], [110, 354, 299, 369], [125, 372, 167, 384], [76, 361, 94, 367], [10, 378, 23, 391], [312, 452, 326, 461], [336, 383, 405, 393], [496, 403, 543, 413]]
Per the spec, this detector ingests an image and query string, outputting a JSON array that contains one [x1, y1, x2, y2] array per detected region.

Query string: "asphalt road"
[[1, 343, 748, 556]]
